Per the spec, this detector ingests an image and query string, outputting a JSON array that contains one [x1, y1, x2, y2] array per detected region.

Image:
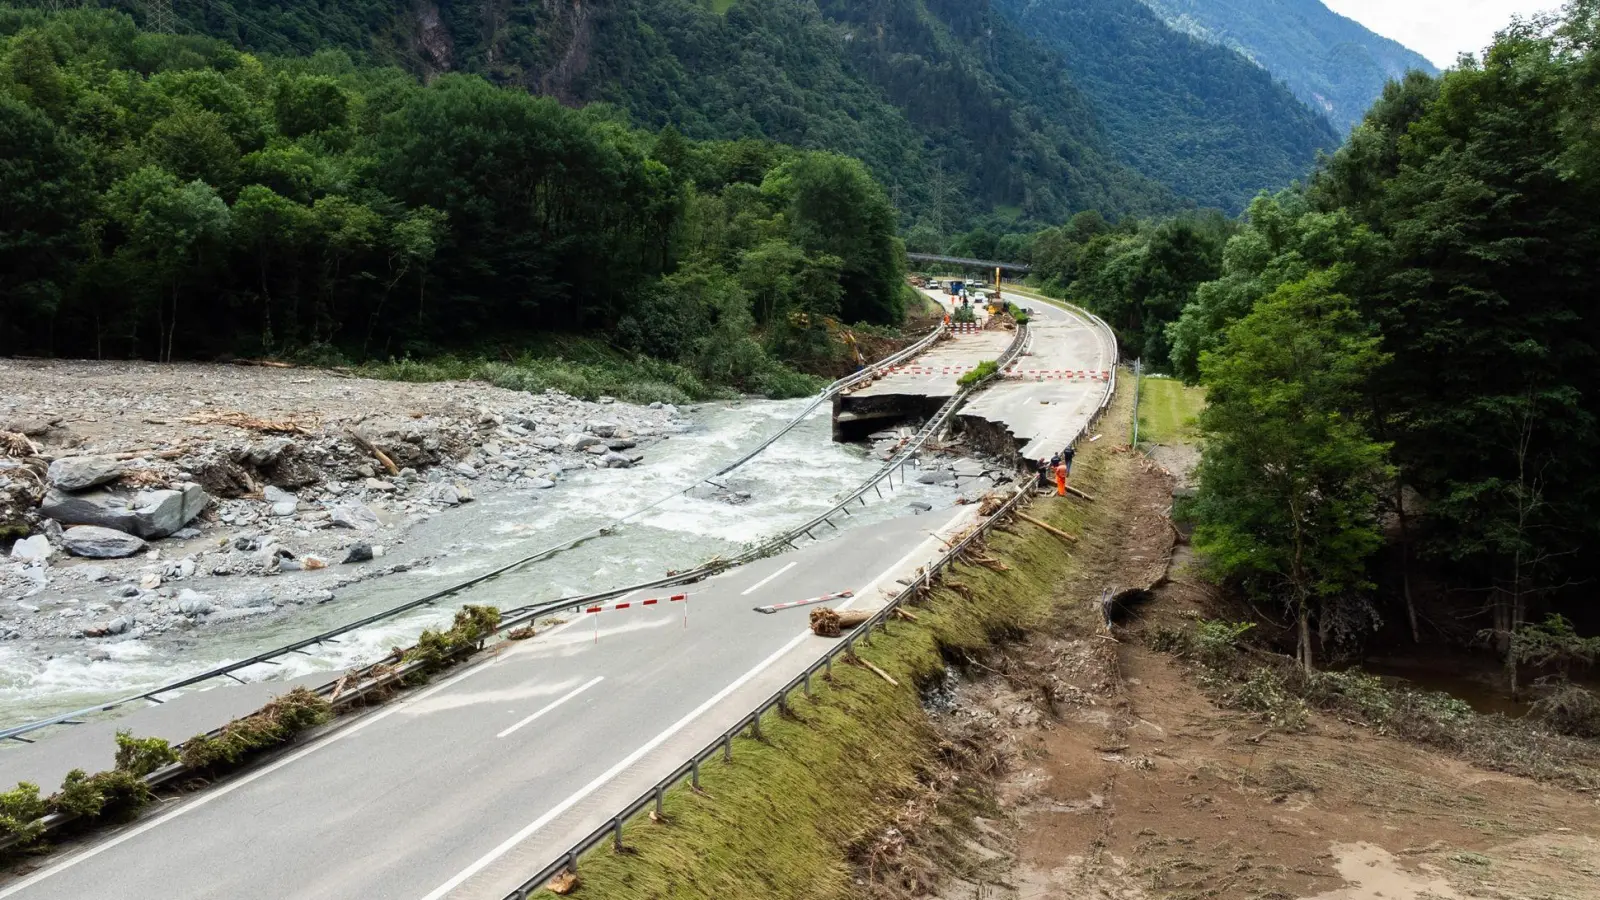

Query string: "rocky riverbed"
[[0, 359, 689, 645]]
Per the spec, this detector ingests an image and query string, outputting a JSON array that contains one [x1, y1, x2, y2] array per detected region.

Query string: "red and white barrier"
[[753, 589, 854, 615], [583, 593, 688, 614], [585, 593, 691, 640], [1000, 369, 1112, 381]]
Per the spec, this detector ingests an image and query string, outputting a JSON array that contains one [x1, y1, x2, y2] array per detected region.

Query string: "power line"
[[146, 0, 174, 33]]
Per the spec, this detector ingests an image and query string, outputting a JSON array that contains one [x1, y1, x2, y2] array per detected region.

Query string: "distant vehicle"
[[948, 280, 965, 296]]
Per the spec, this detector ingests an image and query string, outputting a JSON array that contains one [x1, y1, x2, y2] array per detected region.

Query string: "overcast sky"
[[1321, 0, 1562, 68]]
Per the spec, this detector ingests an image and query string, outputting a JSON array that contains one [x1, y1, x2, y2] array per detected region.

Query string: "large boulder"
[[561, 433, 604, 451], [61, 525, 148, 559], [330, 501, 380, 531], [40, 483, 210, 539], [47, 456, 124, 492], [586, 421, 620, 438], [131, 489, 186, 537], [9, 534, 52, 563], [39, 489, 139, 534]]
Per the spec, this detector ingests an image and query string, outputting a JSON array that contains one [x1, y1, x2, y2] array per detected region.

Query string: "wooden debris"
[[229, 358, 296, 369], [506, 625, 537, 641], [893, 607, 920, 623], [183, 410, 314, 434], [346, 428, 400, 476], [809, 607, 872, 636], [837, 609, 872, 629], [1, 431, 38, 458], [1068, 485, 1096, 502], [810, 607, 841, 637], [857, 657, 900, 687], [1018, 511, 1078, 543], [964, 553, 1011, 572], [546, 870, 579, 895]]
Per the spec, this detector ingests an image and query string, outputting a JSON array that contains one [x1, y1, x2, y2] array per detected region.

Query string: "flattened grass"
[[1137, 376, 1205, 446]]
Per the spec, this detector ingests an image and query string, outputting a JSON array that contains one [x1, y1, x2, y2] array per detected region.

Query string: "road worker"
[[1037, 458, 1052, 490], [1054, 459, 1068, 497]]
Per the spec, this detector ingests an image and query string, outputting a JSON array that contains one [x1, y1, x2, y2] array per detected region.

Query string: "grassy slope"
[[1136, 376, 1205, 445], [564, 401, 1126, 897]]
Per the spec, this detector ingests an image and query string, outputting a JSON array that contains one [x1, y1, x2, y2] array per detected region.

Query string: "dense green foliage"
[[0, 10, 903, 391], [1172, 2, 1600, 683], [1021, 211, 1234, 366], [994, 0, 1339, 212], [1138, 0, 1437, 134], [46, 0, 1341, 223], [1187, 273, 1391, 670]]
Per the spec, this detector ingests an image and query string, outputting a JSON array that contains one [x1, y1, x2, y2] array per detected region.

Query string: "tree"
[[0, 92, 86, 353], [768, 152, 904, 325], [1189, 272, 1391, 672], [105, 167, 231, 361]]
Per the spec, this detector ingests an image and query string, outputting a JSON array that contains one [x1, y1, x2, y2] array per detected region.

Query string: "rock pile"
[[0, 359, 689, 645]]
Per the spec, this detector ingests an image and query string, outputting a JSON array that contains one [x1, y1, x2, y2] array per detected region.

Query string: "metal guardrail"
[[491, 321, 1031, 630], [0, 320, 1011, 850], [499, 301, 1119, 899], [500, 478, 1037, 898], [0, 326, 949, 745], [1002, 287, 1118, 412]]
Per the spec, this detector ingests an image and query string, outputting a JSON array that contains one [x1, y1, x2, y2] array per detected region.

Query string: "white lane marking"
[[416, 630, 819, 900], [740, 561, 797, 596], [838, 509, 967, 612], [0, 647, 508, 899], [497, 677, 604, 739]]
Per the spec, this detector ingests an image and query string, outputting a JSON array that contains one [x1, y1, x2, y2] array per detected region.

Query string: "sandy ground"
[[906, 396, 1600, 900]]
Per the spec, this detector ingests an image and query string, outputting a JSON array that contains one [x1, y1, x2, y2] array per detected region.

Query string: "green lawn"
[[1138, 376, 1206, 446]]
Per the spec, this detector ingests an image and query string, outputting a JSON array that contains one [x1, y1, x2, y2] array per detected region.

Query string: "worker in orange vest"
[[1054, 459, 1068, 497]]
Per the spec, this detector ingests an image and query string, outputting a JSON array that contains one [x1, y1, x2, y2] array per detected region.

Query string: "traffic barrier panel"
[[753, 590, 854, 614]]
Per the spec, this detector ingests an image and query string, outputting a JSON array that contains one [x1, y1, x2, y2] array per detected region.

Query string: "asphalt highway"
[[0, 508, 979, 900], [962, 292, 1116, 460], [0, 287, 1115, 899]]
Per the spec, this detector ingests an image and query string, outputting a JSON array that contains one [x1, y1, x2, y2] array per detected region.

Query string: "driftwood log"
[[809, 607, 872, 637]]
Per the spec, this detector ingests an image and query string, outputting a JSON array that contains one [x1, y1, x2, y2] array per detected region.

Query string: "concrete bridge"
[[905, 252, 1032, 273]]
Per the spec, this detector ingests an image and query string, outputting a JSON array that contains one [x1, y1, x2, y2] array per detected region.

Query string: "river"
[[0, 397, 963, 725]]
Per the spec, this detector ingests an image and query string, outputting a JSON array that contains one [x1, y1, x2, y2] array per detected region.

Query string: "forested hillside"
[[48, 0, 1336, 220], [0, 9, 906, 397], [1072, 3, 1600, 695], [993, 0, 1339, 212], [1137, 0, 1437, 133]]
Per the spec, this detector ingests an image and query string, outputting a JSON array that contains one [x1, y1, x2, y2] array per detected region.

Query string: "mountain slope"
[[996, 0, 1340, 212], [104, 0, 1333, 217], [1134, 0, 1437, 133]]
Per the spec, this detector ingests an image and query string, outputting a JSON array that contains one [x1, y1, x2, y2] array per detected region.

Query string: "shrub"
[[403, 605, 501, 677], [1230, 668, 1308, 730], [52, 769, 151, 821], [957, 359, 999, 387], [0, 782, 48, 845], [113, 731, 179, 778], [1530, 683, 1600, 739], [180, 687, 333, 771], [1304, 669, 1394, 722], [1191, 619, 1254, 668]]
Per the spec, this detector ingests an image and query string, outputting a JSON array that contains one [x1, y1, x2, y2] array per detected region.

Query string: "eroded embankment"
[[556, 387, 1137, 898]]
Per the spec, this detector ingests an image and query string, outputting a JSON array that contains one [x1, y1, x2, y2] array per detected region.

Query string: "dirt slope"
[[917, 394, 1600, 900]]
